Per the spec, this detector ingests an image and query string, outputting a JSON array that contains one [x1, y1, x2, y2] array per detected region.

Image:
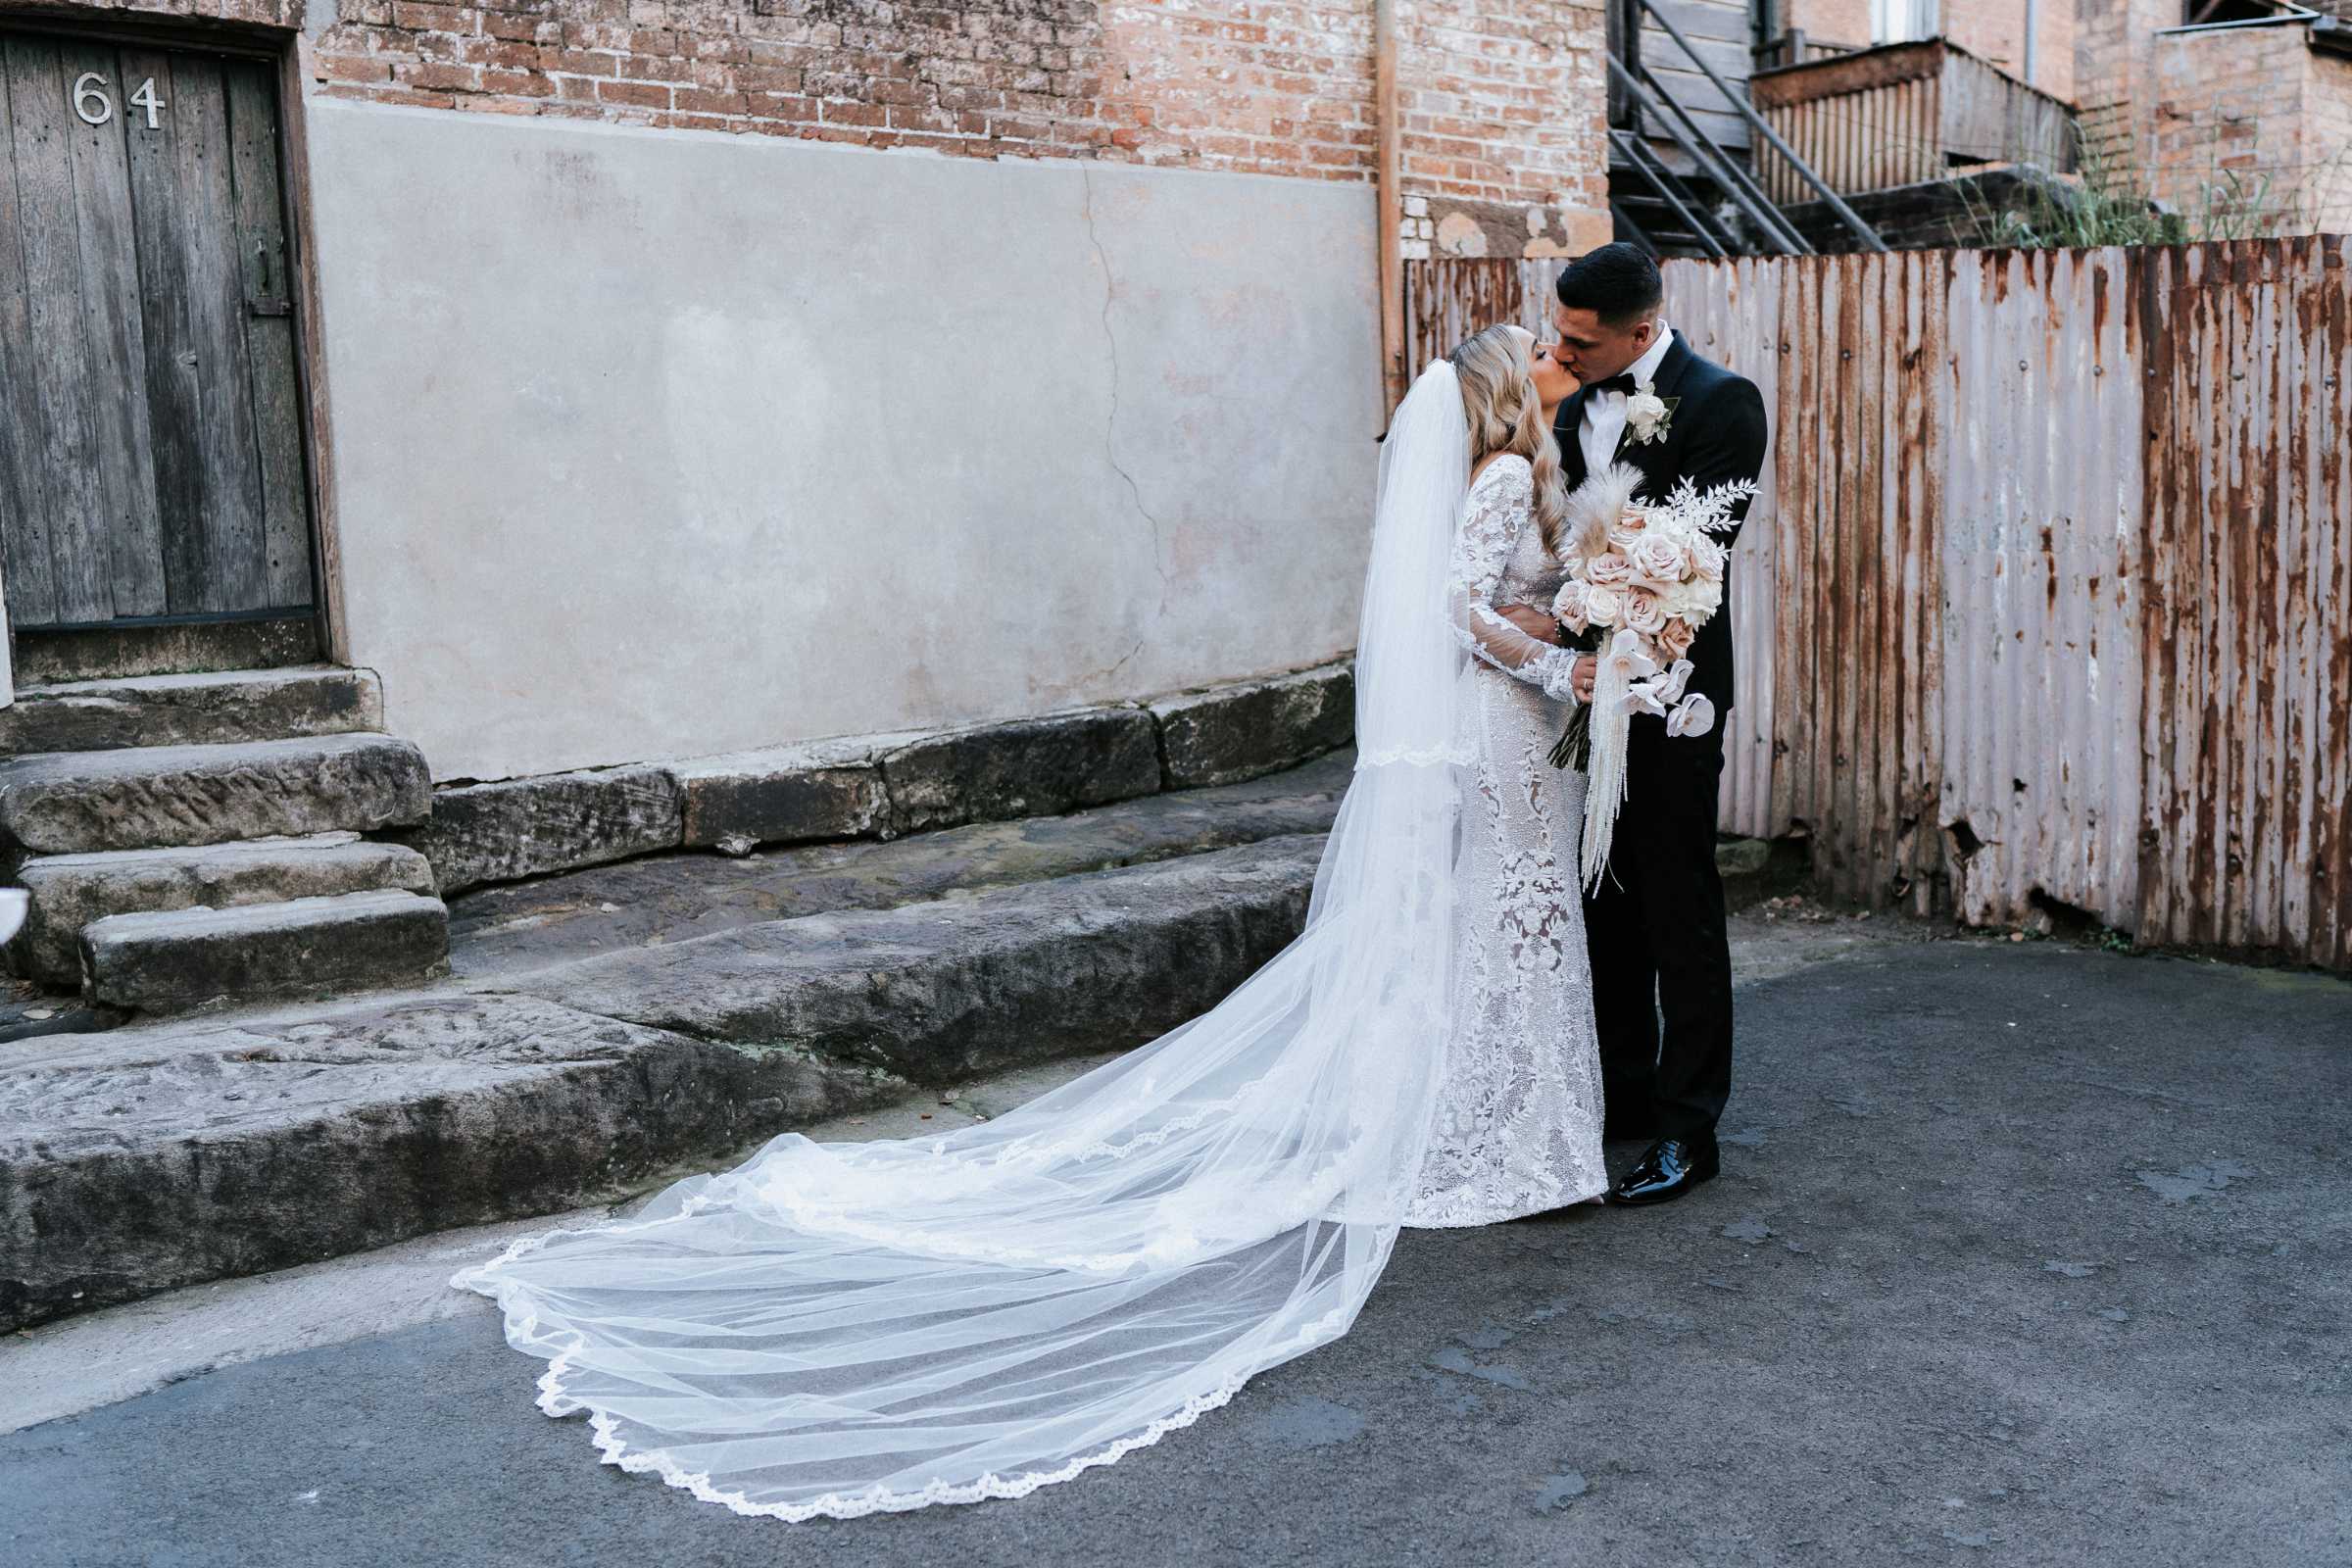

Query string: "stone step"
[[0, 735, 432, 858], [8, 835, 436, 987], [80, 890, 451, 1012], [448, 749, 1355, 982], [0, 666, 384, 756], [0, 837, 1319, 1328]]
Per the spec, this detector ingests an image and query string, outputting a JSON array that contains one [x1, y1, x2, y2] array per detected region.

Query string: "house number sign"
[[72, 73, 167, 129]]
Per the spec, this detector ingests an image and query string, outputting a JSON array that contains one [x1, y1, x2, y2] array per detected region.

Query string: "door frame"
[[0, 12, 346, 673]]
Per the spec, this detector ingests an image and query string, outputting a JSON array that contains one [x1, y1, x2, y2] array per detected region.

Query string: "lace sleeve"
[[1448, 459, 1581, 703]]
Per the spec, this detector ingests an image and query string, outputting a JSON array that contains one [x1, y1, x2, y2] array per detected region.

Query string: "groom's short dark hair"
[[1556, 243, 1663, 328]]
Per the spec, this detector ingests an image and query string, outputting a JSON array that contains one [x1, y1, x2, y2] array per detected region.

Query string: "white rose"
[[1584, 584, 1622, 627], [1623, 586, 1666, 636], [1552, 578, 1591, 635], [1690, 538, 1727, 582], [1627, 390, 1667, 425], [1629, 533, 1689, 586], [1584, 553, 1634, 590]]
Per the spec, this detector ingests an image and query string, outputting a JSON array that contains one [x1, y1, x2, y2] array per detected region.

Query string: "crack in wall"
[[1070, 636, 1147, 691], [1080, 167, 1175, 613]]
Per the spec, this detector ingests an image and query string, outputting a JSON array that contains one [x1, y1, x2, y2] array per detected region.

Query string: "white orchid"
[[1652, 658, 1695, 706], [1665, 692, 1716, 739], [1600, 628, 1657, 685], [1624, 681, 1668, 718]]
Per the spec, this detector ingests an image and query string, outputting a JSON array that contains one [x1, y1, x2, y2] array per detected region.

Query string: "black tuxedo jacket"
[[1553, 335, 1769, 718]]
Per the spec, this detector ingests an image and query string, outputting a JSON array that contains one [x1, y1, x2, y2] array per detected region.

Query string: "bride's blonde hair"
[[1448, 323, 1569, 559]]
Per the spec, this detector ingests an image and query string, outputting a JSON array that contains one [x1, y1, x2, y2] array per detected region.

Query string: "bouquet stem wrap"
[[1579, 652, 1633, 894]]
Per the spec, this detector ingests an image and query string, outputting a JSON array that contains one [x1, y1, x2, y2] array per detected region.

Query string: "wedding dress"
[[454, 362, 1605, 1521], [1412, 454, 1607, 1225]]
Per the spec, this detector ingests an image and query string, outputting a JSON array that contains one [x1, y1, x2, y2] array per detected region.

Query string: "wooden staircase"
[[1605, 0, 1888, 259]]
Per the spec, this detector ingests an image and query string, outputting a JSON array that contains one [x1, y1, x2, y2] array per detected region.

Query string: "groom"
[[1501, 243, 1769, 1207]]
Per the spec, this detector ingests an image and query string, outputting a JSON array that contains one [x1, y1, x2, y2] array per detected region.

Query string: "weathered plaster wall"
[[307, 101, 1381, 781]]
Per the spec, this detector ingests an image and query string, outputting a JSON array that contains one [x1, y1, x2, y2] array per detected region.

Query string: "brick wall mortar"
[[0, 0, 1603, 234]]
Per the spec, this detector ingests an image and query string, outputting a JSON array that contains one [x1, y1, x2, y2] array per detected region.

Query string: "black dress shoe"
[[1603, 1135, 1720, 1207]]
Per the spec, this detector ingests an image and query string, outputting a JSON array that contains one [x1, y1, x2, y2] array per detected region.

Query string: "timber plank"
[[121, 47, 204, 615], [0, 42, 63, 629], [5, 37, 111, 625], [62, 38, 167, 620], [223, 58, 311, 612], [1644, 0, 1752, 44], [170, 53, 270, 615], [123, 50, 269, 616]]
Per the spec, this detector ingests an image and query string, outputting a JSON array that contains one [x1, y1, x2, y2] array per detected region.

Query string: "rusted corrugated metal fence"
[[1403, 239, 2352, 970]]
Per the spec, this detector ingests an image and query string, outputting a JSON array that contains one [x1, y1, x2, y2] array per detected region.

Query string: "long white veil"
[[455, 362, 1476, 1520]]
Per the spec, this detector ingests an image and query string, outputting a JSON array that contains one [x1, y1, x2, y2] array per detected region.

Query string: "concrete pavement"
[[3, 940, 2343, 1567]]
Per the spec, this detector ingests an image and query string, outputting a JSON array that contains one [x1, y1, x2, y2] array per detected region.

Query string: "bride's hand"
[[1571, 656, 1596, 703]]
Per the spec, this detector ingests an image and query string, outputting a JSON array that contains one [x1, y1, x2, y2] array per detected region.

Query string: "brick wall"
[[2074, 0, 2173, 126], [1395, 0, 1608, 258], [2073, 0, 2352, 236], [2307, 52, 2352, 231], [1783, 0, 1870, 52], [0, 0, 1606, 255], [1942, 0, 2072, 103], [2147, 24, 2352, 234]]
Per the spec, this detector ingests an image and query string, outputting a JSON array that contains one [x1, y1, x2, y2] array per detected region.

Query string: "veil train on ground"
[[454, 361, 1480, 1521]]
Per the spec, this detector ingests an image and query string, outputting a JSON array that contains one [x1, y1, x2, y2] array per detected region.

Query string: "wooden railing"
[[1748, 39, 2077, 205]]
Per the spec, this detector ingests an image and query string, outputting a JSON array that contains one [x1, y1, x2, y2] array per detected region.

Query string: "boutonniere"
[[1624, 380, 1677, 447]]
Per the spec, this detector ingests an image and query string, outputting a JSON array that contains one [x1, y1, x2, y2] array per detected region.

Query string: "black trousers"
[[1582, 721, 1733, 1142]]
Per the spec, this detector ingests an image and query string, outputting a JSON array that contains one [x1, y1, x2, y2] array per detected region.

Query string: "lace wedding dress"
[[454, 363, 1603, 1522], [1410, 454, 1607, 1225]]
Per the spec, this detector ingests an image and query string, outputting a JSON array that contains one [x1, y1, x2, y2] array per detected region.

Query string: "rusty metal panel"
[[1402, 260, 1527, 377], [2136, 237, 2352, 968], [1664, 256, 1786, 842], [1759, 251, 1948, 909], [1398, 242, 2350, 967], [1940, 246, 2147, 932]]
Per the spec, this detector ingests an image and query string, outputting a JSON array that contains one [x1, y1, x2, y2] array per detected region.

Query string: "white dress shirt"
[[1579, 319, 1676, 476]]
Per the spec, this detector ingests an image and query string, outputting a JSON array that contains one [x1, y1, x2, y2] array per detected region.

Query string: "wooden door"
[[0, 27, 313, 633]]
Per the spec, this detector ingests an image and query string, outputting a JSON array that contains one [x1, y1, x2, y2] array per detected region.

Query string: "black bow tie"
[[1588, 372, 1639, 397]]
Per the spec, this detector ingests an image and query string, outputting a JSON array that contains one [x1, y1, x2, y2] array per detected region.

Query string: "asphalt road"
[[3, 942, 2346, 1568]]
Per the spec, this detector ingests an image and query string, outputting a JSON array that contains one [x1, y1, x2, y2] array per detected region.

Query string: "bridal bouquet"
[[1545, 464, 1755, 890]]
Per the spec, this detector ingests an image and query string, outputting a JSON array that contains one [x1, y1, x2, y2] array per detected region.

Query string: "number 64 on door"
[[71, 72, 166, 129]]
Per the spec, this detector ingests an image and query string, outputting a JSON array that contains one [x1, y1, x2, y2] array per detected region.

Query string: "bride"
[[456, 325, 1605, 1521]]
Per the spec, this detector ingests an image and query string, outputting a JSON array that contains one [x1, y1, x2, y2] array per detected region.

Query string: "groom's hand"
[[1495, 605, 1555, 642]]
